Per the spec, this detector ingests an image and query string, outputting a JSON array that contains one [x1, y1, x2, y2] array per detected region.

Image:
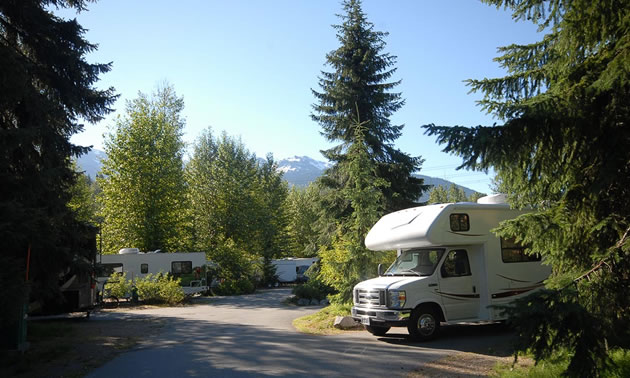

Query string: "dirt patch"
[[408, 351, 534, 377], [0, 309, 166, 378]]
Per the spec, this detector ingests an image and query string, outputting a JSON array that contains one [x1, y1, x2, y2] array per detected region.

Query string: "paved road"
[[87, 288, 513, 377]]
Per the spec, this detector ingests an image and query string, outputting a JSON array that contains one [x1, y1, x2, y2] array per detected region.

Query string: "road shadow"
[[375, 322, 515, 356]]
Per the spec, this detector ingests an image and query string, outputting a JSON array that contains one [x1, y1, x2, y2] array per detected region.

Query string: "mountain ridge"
[[77, 149, 483, 202]]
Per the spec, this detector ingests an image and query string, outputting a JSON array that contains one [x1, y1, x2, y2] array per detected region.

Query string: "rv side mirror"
[[377, 264, 384, 276]]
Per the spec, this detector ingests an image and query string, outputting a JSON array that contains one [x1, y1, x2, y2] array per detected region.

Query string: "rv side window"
[[441, 250, 472, 277], [100, 263, 123, 276], [172, 261, 192, 275], [450, 214, 470, 232], [501, 237, 541, 263], [141, 263, 148, 274]]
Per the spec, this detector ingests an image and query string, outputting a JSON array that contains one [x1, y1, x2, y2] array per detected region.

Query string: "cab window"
[[441, 249, 471, 277]]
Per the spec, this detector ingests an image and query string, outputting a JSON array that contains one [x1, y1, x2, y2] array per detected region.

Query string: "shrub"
[[158, 275, 185, 305], [214, 277, 256, 296], [104, 272, 132, 301], [292, 278, 335, 301], [134, 273, 162, 303], [134, 273, 185, 305]]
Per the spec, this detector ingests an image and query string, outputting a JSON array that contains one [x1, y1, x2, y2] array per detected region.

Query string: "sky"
[[60, 0, 542, 194]]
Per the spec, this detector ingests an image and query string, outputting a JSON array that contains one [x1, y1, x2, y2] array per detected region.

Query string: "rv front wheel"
[[365, 325, 390, 336], [408, 306, 440, 341]]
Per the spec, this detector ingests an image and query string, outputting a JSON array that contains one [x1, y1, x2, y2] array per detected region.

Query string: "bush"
[[214, 277, 256, 296], [134, 273, 162, 303], [104, 272, 132, 301], [158, 275, 185, 305], [135, 273, 185, 305], [292, 278, 335, 301]]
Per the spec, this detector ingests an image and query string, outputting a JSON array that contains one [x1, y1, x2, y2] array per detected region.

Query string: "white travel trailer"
[[272, 258, 318, 283], [98, 249, 210, 295], [351, 194, 551, 340]]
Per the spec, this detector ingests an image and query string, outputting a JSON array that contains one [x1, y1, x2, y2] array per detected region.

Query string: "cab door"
[[437, 249, 480, 320]]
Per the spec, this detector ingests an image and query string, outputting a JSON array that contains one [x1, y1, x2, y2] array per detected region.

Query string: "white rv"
[[272, 258, 318, 283], [351, 194, 551, 340], [98, 249, 210, 295]]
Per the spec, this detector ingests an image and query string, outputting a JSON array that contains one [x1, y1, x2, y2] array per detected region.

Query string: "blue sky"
[[61, 0, 541, 194]]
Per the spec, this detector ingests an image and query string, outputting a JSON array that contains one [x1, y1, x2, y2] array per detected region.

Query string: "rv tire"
[[408, 305, 440, 341], [365, 325, 390, 336]]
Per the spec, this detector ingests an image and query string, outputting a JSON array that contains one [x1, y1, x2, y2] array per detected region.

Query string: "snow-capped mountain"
[[276, 156, 332, 187], [76, 149, 481, 202]]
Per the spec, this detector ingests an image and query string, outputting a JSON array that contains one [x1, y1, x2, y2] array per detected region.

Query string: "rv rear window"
[[501, 237, 541, 263], [450, 213, 470, 232], [141, 263, 148, 274], [171, 261, 192, 275]]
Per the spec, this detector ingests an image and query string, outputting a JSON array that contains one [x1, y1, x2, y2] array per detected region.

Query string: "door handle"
[[472, 285, 476, 293]]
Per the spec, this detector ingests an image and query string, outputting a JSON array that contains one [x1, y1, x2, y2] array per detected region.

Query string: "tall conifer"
[[424, 1, 630, 375], [0, 0, 115, 345], [312, 0, 427, 213]]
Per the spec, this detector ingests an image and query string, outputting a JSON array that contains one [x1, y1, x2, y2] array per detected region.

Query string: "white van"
[[351, 194, 550, 340]]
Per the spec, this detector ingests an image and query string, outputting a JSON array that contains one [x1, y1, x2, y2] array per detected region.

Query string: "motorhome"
[[272, 258, 318, 283], [351, 194, 551, 340], [98, 249, 210, 295]]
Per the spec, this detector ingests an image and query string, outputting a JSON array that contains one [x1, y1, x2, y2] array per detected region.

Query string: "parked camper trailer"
[[351, 194, 551, 340], [98, 250, 210, 295], [272, 258, 318, 283]]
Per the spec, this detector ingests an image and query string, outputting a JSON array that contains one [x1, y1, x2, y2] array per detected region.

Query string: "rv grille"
[[355, 288, 385, 307]]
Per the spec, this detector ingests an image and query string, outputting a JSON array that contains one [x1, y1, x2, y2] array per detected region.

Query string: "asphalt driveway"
[[87, 288, 513, 377]]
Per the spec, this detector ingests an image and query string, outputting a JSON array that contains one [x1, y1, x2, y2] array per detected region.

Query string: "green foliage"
[[67, 162, 99, 225], [99, 84, 188, 254], [134, 273, 162, 303], [186, 128, 289, 281], [292, 303, 353, 335], [311, 0, 427, 213], [423, 0, 630, 375], [214, 278, 256, 296], [155, 275, 185, 305], [496, 349, 630, 378], [427, 184, 484, 204], [285, 185, 322, 257], [292, 279, 335, 301], [318, 119, 395, 303], [0, 0, 115, 343], [104, 272, 132, 301]]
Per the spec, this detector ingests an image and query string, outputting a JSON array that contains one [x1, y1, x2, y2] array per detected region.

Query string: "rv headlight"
[[388, 290, 406, 309]]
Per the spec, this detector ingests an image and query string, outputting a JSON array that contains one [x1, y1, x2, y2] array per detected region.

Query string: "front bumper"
[[352, 306, 411, 327]]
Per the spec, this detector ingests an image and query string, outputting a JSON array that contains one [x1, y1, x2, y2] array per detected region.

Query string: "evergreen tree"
[[99, 85, 187, 253], [447, 184, 467, 203], [0, 0, 115, 346], [427, 186, 448, 204], [318, 116, 394, 302], [312, 0, 427, 213], [424, 1, 630, 375]]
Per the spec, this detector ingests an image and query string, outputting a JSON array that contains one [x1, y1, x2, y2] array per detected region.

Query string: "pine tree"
[[0, 0, 115, 346], [99, 84, 187, 253], [427, 186, 448, 204], [312, 0, 427, 213], [424, 1, 630, 375], [318, 117, 393, 302]]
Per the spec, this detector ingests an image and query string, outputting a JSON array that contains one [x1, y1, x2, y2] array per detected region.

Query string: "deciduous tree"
[[99, 85, 187, 253]]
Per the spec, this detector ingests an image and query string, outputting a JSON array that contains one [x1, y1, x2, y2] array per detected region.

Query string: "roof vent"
[[118, 248, 140, 254], [477, 193, 507, 204]]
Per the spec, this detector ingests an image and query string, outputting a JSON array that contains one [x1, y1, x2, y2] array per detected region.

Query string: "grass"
[[494, 349, 630, 377], [292, 302, 361, 335]]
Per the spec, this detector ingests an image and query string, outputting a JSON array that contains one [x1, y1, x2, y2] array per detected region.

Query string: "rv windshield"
[[385, 248, 445, 277]]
